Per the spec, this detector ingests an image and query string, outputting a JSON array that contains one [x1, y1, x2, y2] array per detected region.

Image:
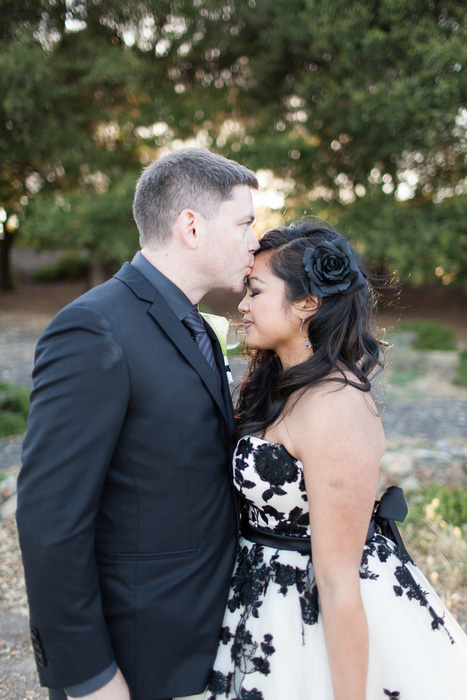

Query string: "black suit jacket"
[[17, 263, 237, 699]]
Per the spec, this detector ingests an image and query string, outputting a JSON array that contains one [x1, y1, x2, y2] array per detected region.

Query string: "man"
[[16, 148, 259, 700]]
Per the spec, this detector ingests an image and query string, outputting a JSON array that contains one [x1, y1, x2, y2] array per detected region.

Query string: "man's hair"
[[133, 148, 259, 247]]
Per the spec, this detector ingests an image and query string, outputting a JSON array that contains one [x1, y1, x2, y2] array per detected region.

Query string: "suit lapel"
[[205, 321, 235, 435], [115, 264, 230, 426]]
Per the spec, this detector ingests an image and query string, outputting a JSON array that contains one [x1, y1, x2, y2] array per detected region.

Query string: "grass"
[[400, 485, 467, 628], [404, 483, 467, 529], [453, 348, 467, 387], [394, 320, 457, 351], [0, 381, 30, 438], [389, 368, 424, 386]]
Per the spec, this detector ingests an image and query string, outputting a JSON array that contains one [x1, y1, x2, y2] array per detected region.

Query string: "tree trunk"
[[87, 259, 109, 288], [0, 230, 15, 291]]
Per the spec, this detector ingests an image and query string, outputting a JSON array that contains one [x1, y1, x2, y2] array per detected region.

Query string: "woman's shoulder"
[[287, 373, 385, 455], [295, 370, 377, 410]]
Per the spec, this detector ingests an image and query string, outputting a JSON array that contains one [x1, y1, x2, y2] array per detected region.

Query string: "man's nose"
[[248, 231, 260, 251]]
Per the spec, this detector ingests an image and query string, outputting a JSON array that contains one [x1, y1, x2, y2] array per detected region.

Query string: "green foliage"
[[334, 192, 467, 289], [21, 172, 140, 264], [217, 0, 466, 196], [388, 369, 423, 386], [405, 483, 467, 529], [2, 0, 467, 290], [0, 381, 30, 438], [32, 253, 90, 282], [453, 349, 467, 387], [394, 320, 457, 351]]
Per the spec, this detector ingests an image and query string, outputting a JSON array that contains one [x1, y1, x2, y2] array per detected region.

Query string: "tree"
[[0, 0, 175, 288], [21, 171, 139, 285], [0, 0, 247, 288], [2, 0, 466, 289], [185, 0, 466, 198], [182, 0, 467, 286]]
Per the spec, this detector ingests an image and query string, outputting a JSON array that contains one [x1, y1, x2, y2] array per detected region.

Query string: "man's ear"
[[177, 209, 201, 250]]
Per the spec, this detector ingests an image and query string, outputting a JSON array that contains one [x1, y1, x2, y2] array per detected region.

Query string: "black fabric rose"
[[254, 444, 299, 487], [302, 237, 366, 297]]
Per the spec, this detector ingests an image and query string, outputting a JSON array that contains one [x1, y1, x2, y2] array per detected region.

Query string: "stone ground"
[[0, 273, 466, 698]]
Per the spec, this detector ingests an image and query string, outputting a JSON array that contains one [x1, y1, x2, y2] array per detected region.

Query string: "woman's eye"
[[249, 289, 260, 297]]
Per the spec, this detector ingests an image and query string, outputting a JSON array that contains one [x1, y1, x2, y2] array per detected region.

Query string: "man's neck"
[[140, 247, 207, 305]]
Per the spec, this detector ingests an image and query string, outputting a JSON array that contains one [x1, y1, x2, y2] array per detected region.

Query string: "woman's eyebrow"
[[244, 274, 266, 287], [248, 276, 265, 284]]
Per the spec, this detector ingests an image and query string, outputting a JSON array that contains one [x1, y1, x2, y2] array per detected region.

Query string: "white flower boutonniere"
[[201, 312, 234, 383]]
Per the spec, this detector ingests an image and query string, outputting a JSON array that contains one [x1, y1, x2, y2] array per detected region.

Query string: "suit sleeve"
[[16, 304, 130, 688]]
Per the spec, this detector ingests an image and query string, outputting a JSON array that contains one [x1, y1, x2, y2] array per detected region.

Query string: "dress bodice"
[[233, 435, 310, 538]]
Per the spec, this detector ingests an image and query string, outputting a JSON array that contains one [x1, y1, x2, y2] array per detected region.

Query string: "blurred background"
[[0, 2, 466, 696]]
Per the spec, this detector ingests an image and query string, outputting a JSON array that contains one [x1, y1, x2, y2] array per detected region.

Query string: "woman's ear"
[[297, 295, 320, 317]]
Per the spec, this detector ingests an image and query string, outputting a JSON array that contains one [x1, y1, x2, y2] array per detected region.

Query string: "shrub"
[[0, 381, 30, 438], [32, 253, 89, 282], [395, 320, 457, 351], [453, 349, 467, 387], [404, 483, 467, 529]]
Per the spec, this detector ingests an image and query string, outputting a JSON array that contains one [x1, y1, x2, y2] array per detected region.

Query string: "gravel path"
[[1, 314, 466, 699], [1, 324, 466, 472]]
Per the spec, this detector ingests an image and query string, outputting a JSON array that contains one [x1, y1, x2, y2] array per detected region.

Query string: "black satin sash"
[[241, 485, 412, 561]]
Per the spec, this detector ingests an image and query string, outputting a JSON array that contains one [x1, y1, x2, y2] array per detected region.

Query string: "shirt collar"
[[131, 251, 195, 320]]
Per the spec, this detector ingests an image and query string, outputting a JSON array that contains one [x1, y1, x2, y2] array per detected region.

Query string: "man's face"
[[199, 184, 259, 293]]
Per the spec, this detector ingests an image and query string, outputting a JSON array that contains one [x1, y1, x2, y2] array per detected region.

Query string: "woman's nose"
[[238, 294, 249, 313]]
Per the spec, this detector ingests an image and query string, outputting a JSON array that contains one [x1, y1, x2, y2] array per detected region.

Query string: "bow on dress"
[[366, 485, 412, 562]]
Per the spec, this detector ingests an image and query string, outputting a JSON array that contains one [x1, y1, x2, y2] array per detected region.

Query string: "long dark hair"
[[235, 220, 383, 439]]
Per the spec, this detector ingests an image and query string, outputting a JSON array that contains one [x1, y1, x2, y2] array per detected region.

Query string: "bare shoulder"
[[294, 374, 380, 418], [289, 376, 385, 460]]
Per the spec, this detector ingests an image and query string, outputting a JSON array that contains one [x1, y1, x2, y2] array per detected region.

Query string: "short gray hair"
[[133, 148, 259, 247]]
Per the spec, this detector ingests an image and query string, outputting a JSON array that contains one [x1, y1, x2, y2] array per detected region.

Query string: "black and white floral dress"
[[178, 436, 467, 700]]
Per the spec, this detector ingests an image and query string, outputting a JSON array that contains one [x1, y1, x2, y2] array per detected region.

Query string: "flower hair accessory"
[[302, 237, 366, 297]]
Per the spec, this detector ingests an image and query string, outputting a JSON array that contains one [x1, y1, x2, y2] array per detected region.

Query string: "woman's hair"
[[235, 219, 383, 439]]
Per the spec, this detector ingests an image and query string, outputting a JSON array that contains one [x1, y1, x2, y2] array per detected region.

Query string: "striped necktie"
[[183, 309, 221, 386]]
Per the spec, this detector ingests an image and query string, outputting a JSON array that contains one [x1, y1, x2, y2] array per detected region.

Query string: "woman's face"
[[238, 252, 304, 357]]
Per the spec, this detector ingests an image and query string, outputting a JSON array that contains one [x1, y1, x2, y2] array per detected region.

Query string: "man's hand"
[[67, 668, 130, 700]]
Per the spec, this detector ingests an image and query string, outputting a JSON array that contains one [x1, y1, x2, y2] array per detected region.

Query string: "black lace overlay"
[[234, 437, 309, 535], [206, 542, 317, 699], [204, 436, 465, 698], [362, 535, 454, 644]]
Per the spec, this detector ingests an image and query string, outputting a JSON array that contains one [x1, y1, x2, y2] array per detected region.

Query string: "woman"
[[180, 221, 467, 700]]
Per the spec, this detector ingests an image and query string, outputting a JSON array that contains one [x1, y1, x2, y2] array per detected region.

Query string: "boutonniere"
[[201, 312, 234, 383]]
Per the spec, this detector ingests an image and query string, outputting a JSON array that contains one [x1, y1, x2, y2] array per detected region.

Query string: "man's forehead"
[[222, 184, 255, 214]]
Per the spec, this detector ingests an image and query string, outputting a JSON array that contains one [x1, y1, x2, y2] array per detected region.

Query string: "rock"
[[0, 493, 17, 521], [414, 449, 453, 467], [380, 452, 414, 478], [399, 475, 421, 493], [442, 462, 467, 488]]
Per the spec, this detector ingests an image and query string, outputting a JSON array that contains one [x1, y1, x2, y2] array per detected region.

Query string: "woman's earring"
[[299, 318, 312, 349]]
